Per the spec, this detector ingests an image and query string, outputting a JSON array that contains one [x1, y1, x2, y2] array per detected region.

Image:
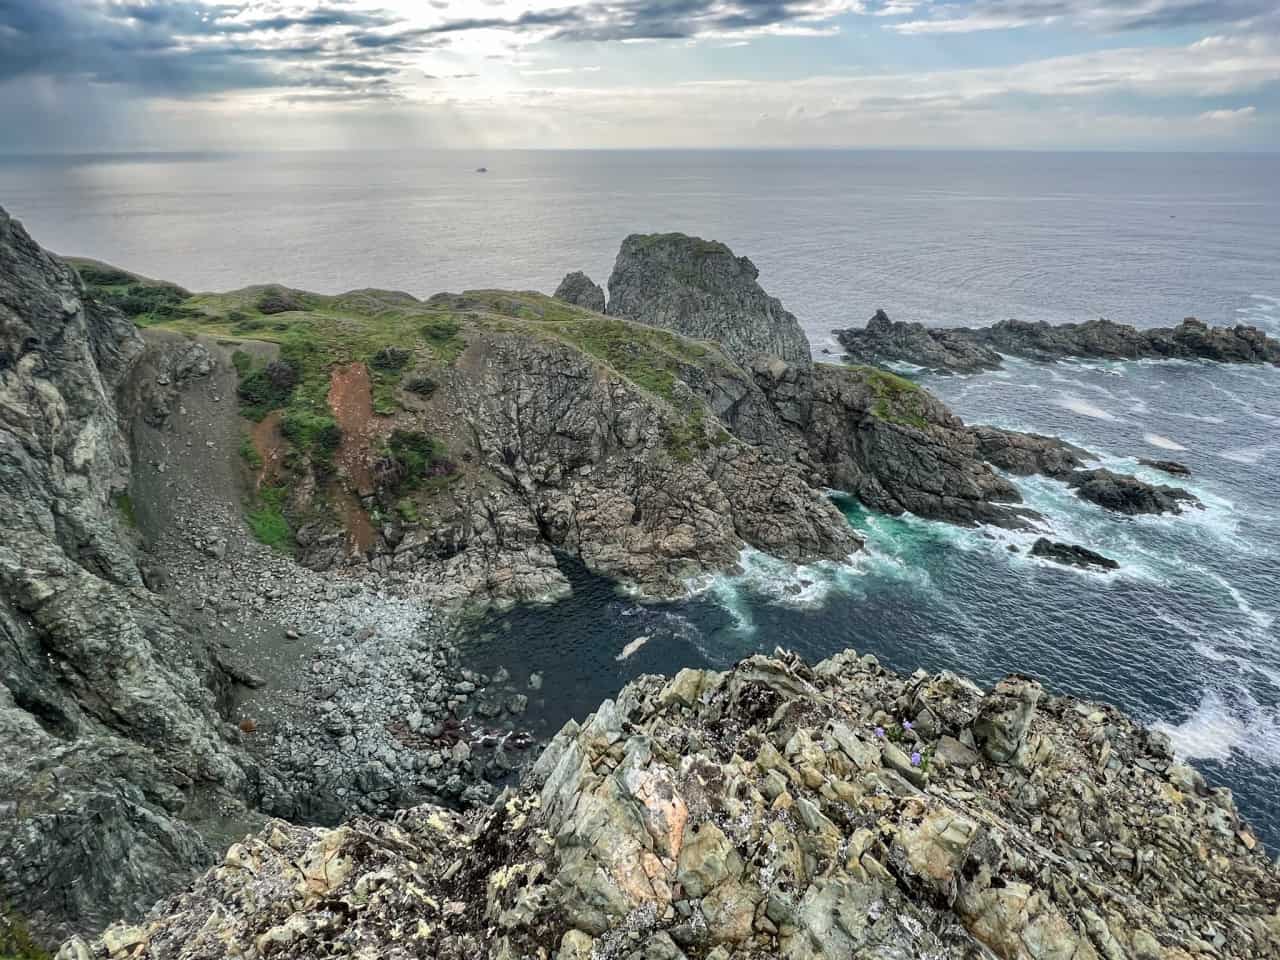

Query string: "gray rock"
[[552, 271, 606, 312]]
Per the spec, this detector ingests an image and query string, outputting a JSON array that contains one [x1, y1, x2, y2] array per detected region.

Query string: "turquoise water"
[[459, 354, 1280, 847]]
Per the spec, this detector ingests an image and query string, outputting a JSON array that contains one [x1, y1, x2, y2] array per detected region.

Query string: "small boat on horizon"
[[476, 166, 488, 173]]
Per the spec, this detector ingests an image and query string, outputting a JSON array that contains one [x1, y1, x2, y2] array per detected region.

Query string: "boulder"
[[972, 676, 1042, 764]]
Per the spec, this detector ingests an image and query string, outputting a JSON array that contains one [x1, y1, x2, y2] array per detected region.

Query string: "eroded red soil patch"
[[327, 362, 386, 555], [328, 362, 380, 496], [250, 410, 286, 488]]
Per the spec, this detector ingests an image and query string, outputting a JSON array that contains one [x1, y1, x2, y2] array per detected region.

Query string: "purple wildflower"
[[910, 751, 922, 767], [874, 726, 885, 739], [902, 720, 914, 730]]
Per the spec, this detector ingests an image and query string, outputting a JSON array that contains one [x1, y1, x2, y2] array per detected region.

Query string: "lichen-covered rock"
[[607, 232, 813, 372], [553, 271, 606, 312], [65, 649, 1280, 960]]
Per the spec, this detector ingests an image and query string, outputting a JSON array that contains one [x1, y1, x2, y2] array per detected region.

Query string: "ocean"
[[3, 149, 1278, 843]]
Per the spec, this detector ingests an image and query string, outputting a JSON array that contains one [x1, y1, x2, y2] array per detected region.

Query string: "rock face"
[[1030, 537, 1120, 572], [836, 312, 1280, 373], [0, 207, 254, 942], [607, 233, 813, 372], [1068, 468, 1200, 515], [552, 271, 606, 313], [64, 649, 1280, 960], [836, 309, 1002, 374]]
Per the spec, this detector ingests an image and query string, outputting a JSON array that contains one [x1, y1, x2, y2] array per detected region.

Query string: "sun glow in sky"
[[1, 1, 1277, 151]]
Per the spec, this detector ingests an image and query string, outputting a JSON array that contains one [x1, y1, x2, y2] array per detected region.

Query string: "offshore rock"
[[607, 232, 813, 372], [1139, 457, 1192, 477], [66, 649, 1280, 960], [552, 271, 606, 313], [836, 312, 1280, 373], [836, 309, 1002, 374], [1068, 468, 1200, 515], [1030, 537, 1119, 572]]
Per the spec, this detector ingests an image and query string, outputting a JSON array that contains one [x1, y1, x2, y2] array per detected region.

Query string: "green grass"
[[71, 260, 193, 326], [246, 485, 291, 553], [230, 349, 254, 378], [548, 316, 714, 405]]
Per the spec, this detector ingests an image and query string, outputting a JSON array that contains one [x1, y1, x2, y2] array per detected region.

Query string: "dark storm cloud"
[[0, 1, 432, 96]]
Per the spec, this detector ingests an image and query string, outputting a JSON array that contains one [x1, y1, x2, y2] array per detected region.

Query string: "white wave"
[[615, 635, 650, 661], [1220, 444, 1273, 465], [1207, 570, 1276, 632], [1056, 395, 1121, 422], [1143, 433, 1187, 451], [1153, 687, 1280, 766]]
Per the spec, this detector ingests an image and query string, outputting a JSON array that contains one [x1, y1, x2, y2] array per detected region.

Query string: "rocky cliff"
[[62, 648, 1280, 960], [0, 209, 259, 943], [837, 310, 1280, 374]]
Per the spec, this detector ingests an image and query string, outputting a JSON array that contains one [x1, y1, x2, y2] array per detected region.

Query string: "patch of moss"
[[230, 349, 253, 378], [239, 434, 263, 471], [246, 485, 291, 553], [861, 366, 930, 430], [395, 498, 420, 524], [379, 430, 456, 493], [0, 904, 50, 960], [115, 491, 137, 528]]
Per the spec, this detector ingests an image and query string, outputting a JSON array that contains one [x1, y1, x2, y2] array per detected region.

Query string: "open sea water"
[[2, 149, 1277, 843]]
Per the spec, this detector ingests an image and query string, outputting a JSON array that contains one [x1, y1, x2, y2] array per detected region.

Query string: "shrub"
[[403, 374, 438, 397], [236, 360, 297, 419], [75, 264, 133, 286], [281, 409, 341, 458], [230, 350, 253, 378], [257, 288, 305, 315], [421, 316, 461, 345], [370, 346, 411, 372], [377, 430, 455, 491]]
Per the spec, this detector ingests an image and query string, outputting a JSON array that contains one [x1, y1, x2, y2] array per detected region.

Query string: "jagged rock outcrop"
[[805, 365, 1035, 527], [607, 233, 813, 372], [1068, 468, 1200, 515], [552, 271, 606, 313], [0, 207, 256, 943], [64, 649, 1280, 960], [1030, 537, 1120, 572], [970, 426, 1093, 480], [313, 328, 860, 605], [836, 312, 1280, 374], [837, 309, 1003, 374]]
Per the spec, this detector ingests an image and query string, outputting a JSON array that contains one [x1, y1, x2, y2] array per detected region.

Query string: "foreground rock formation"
[[64, 649, 1280, 960], [0, 208, 260, 942], [837, 310, 1280, 374]]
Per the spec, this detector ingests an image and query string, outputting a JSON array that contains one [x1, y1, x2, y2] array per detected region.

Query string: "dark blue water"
[[2, 149, 1276, 842]]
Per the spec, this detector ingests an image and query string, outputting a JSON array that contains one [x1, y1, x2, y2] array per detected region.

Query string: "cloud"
[[890, 0, 1278, 35], [1198, 105, 1257, 122]]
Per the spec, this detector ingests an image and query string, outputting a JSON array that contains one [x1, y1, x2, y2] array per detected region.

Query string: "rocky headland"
[[0, 207, 1264, 956], [837, 309, 1280, 374]]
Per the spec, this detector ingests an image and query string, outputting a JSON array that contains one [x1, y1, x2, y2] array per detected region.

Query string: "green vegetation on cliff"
[[859, 365, 931, 430], [0, 904, 49, 960]]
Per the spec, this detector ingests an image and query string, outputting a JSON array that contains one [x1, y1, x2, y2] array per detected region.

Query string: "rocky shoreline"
[[837, 308, 1280, 374]]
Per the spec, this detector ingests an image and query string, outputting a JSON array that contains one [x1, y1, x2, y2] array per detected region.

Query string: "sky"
[[1, 1, 1278, 151]]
